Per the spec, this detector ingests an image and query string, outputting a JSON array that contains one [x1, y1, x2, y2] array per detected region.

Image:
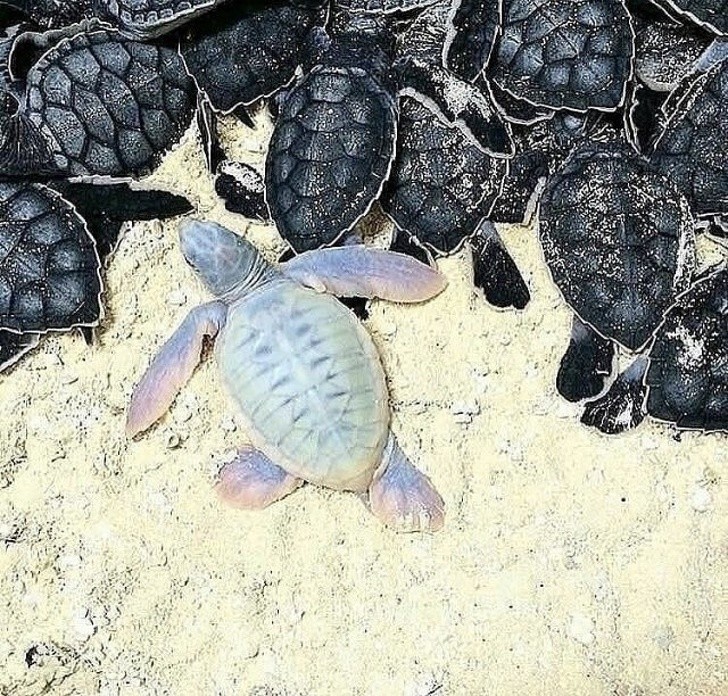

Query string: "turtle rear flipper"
[[216, 446, 303, 510], [581, 357, 648, 434], [648, 0, 728, 35], [214, 161, 268, 221], [470, 220, 530, 310], [556, 316, 615, 402], [0, 95, 58, 174]]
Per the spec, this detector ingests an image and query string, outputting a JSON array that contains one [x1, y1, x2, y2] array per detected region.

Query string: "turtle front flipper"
[[369, 433, 444, 533], [557, 316, 616, 402], [216, 446, 302, 510], [280, 246, 446, 303], [127, 301, 227, 437], [581, 357, 649, 435], [469, 220, 530, 310]]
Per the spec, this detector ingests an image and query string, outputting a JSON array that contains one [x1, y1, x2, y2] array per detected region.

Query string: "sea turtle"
[[539, 140, 696, 406], [491, 0, 635, 112], [583, 265, 728, 433], [127, 220, 447, 532], [0, 179, 192, 370], [0, 27, 196, 179]]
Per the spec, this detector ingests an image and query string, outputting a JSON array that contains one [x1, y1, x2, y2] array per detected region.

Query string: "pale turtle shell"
[[215, 278, 390, 491]]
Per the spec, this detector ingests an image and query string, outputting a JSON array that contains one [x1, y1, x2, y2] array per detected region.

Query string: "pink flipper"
[[369, 434, 445, 533], [126, 301, 227, 437], [280, 246, 447, 303], [216, 446, 302, 509]]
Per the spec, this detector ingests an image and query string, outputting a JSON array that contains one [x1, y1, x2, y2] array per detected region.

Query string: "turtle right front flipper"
[[127, 301, 227, 437]]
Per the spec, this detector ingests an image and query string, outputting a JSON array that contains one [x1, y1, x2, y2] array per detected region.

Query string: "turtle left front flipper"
[[280, 247, 447, 303], [127, 301, 227, 437]]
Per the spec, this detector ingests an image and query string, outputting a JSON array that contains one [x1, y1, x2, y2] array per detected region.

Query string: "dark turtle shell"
[[23, 30, 195, 178], [381, 95, 507, 254], [265, 64, 396, 251], [335, 0, 438, 13], [646, 266, 728, 429], [180, 0, 327, 113], [0, 181, 101, 334], [492, 0, 635, 112], [650, 51, 728, 217], [540, 141, 695, 351], [96, 0, 227, 38], [648, 0, 728, 35]]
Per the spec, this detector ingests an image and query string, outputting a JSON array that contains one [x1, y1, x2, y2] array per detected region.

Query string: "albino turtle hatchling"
[[127, 220, 446, 532]]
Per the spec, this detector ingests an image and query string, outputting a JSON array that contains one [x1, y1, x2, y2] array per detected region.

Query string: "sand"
[[0, 112, 726, 696]]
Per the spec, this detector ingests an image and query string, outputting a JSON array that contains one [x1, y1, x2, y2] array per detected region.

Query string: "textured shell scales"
[[647, 268, 728, 430], [216, 281, 389, 490], [265, 65, 397, 252], [492, 0, 634, 111], [26, 31, 195, 177], [651, 58, 728, 216], [382, 96, 507, 254], [180, 1, 327, 112], [539, 145, 694, 351], [0, 182, 101, 333], [650, 0, 728, 35]]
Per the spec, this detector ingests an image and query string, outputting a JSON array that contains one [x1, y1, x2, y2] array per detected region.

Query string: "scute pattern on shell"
[[336, 0, 437, 13], [26, 31, 195, 177], [647, 268, 728, 429], [492, 0, 634, 111], [650, 0, 728, 35], [539, 142, 695, 351], [98, 0, 225, 38], [382, 96, 507, 253], [651, 56, 728, 216], [180, 0, 327, 112], [265, 65, 396, 252], [218, 282, 388, 489], [0, 182, 101, 333]]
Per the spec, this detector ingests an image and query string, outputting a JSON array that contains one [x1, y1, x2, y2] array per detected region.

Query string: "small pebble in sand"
[[70, 609, 96, 642], [165, 432, 181, 449], [690, 486, 712, 512], [220, 416, 237, 432], [567, 613, 595, 646], [166, 290, 187, 306]]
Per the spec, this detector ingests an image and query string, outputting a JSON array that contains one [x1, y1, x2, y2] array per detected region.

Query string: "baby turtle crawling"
[[127, 220, 446, 532]]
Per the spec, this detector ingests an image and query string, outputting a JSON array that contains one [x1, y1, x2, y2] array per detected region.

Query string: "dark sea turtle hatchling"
[[539, 141, 696, 405], [0, 28, 196, 179], [491, 0, 635, 112], [127, 220, 447, 532], [0, 178, 192, 369], [583, 265, 728, 433], [649, 43, 728, 217], [0, 180, 101, 370]]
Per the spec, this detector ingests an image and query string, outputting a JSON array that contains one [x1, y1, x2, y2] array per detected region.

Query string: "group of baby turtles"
[[2, 0, 728, 529]]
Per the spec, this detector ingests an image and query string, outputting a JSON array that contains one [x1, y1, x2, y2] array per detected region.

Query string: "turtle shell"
[[24, 30, 195, 178], [96, 0, 227, 38], [180, 0, 327, 113], [646, 267, 728, 429], [650, 53, 728, 217], [265, 64, 397, 252], [381, 95, 507, 254], [0, 181, 101, 334], [540, 142, 695, 351], [648, 0, 728, 35], [216, 279, 389, 491], [492, 0, 634, 111], [335, 0, 438, 13]]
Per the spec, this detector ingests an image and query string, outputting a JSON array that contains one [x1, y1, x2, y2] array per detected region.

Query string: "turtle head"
[[179, 220, 273, 299]]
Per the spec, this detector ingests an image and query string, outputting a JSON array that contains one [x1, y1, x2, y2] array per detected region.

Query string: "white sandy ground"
[[0, 112, 726, 696]]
